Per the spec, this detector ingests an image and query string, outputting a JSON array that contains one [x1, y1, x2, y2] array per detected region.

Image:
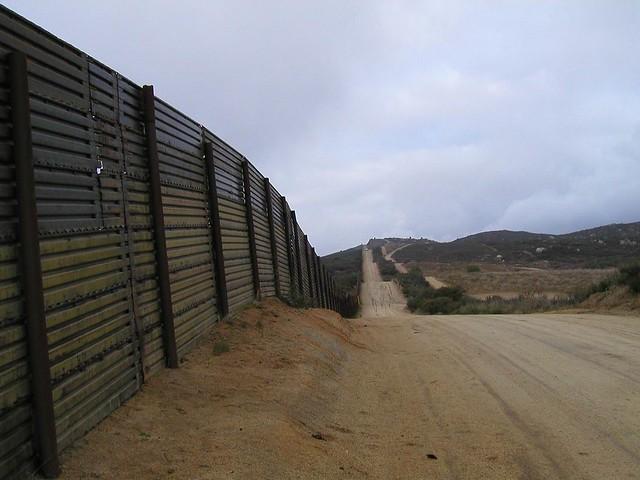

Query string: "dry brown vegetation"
[[414, 262, 614, 298]]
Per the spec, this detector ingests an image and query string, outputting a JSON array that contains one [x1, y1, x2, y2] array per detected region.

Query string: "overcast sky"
[[7, 1, 640, 254]]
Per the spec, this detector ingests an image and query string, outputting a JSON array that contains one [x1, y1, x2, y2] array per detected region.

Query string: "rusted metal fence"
[[0, 6, 347, 479]]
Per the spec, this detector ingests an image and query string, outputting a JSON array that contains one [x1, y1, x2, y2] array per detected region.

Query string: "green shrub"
[[619, 263, 640, 293], [213, 340, 230, 355], [466, 265, 481, 273], [573, 262, 640, 301], [372, 246, 397, 280], [286, 293, 312, 309], [417, 296, 459, 314]]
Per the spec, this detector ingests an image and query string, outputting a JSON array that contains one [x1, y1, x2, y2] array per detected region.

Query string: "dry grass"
[[415, 262, 614, 297]]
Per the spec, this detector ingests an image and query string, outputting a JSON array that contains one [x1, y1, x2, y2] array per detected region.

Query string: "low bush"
[[466, 265, 481, 273], [573, 262, 640, 301], [398, 266, 575, 315], [213, 339, 230, 355], [286, 293, 313, 309], [397, 268, 465, 314], [373, 246, 397, 280], [619, 263, 640, 293]]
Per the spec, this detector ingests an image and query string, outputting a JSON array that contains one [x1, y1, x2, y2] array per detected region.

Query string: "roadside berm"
[[58, 299, 361, 479]]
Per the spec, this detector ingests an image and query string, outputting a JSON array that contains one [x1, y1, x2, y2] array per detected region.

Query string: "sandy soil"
[[58, 252, 640, 479], [424, 275, 447, 289], [58, 300, 362, 479]]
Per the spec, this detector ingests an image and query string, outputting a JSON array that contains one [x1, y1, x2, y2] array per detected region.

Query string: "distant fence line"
[[0, 6, 354, 479]]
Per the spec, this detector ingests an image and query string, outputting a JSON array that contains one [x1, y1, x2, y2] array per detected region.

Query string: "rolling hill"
[[390, 222, 640, 268]]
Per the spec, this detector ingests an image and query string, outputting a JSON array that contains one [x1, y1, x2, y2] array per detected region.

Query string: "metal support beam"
[[281, 197, 295, 298], [241, 159, 261, 298], [263, 178, 281, 297], [304, 235, 315, 303], [10, 51, 60, 479], [321, 265, 329, 309], [312, 248, 323, 306], [204, 141, 229, 317], [331, 277, 337, 311], [290, 211, 304, 297], [142, 85, 178, 369], [327, 272, 333, 310]]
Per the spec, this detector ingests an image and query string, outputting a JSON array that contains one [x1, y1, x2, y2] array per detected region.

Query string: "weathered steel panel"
[[0, 45, 35, 480], [203, 130, 255, 312], [115, 76, 164, 377], [247, 162, 275, 296], [152, 96, 217, 360], [42, 56, 140, 457], [296, 223, 311, 299], [269, 184, 291, 297]]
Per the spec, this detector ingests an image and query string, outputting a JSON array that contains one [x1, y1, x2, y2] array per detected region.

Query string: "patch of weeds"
[[619, 263, 640, 293], [213, 339, 230, 355], [466, 265, 481, 273], [286, 293, 312, 309]]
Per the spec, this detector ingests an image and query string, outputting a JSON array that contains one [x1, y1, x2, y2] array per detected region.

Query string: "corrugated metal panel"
[[269, 185, 290, 297], [0, 48, 33, 478], [296, 224, 311, 298], [203, 130, 254, 312], [153, 98, 217, 359], [42, 53, 140, 453], [283, 200, 300, 298], [116, 75, 164, 378], [247, 162, 275, 296]]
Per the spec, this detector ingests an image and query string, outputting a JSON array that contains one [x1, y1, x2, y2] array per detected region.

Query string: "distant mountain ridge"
[[377, 222, 640, 268]]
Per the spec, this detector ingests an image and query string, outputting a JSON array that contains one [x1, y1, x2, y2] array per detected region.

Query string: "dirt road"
[[58, 249, 640, 479], [352, 247, 640, 479]]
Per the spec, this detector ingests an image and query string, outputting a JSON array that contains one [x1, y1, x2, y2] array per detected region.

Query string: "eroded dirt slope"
[[59, 300, 362, 479]]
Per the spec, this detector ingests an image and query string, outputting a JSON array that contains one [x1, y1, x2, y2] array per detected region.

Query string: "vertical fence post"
[[321, 264, 328, 308], [332, 276, 337, 311], [10, 50, 60, 479], [281, 197, 295, 298], [327, 269, 332, 310], [291, 211, 304, 297], [321, 265, 329, 309], [204, 140, 229, 317], [312, 248, 323, 307], [241, 159, 260, 298], [331, 277, 337, 312], [263, 178, 280, 297], [142, 85, 178, 369], [304, 236, 315, 304]]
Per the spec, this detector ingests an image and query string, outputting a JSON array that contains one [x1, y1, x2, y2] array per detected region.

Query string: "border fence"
[[0, 6, 350, 479]]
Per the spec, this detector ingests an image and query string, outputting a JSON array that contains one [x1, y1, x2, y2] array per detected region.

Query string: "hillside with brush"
[[391, 222, 640, 268]]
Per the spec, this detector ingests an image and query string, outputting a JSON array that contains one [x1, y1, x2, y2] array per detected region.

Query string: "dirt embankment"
[[57, 253, 640, 480], [58, 299, 361, 480], [576, 285, 640, 313]]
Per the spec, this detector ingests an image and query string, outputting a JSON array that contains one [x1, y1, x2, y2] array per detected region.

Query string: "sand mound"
[[59, 298, 356, 479]]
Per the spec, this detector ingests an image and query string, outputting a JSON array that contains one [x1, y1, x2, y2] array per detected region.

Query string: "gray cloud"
[[7, 1, 640, 254]]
